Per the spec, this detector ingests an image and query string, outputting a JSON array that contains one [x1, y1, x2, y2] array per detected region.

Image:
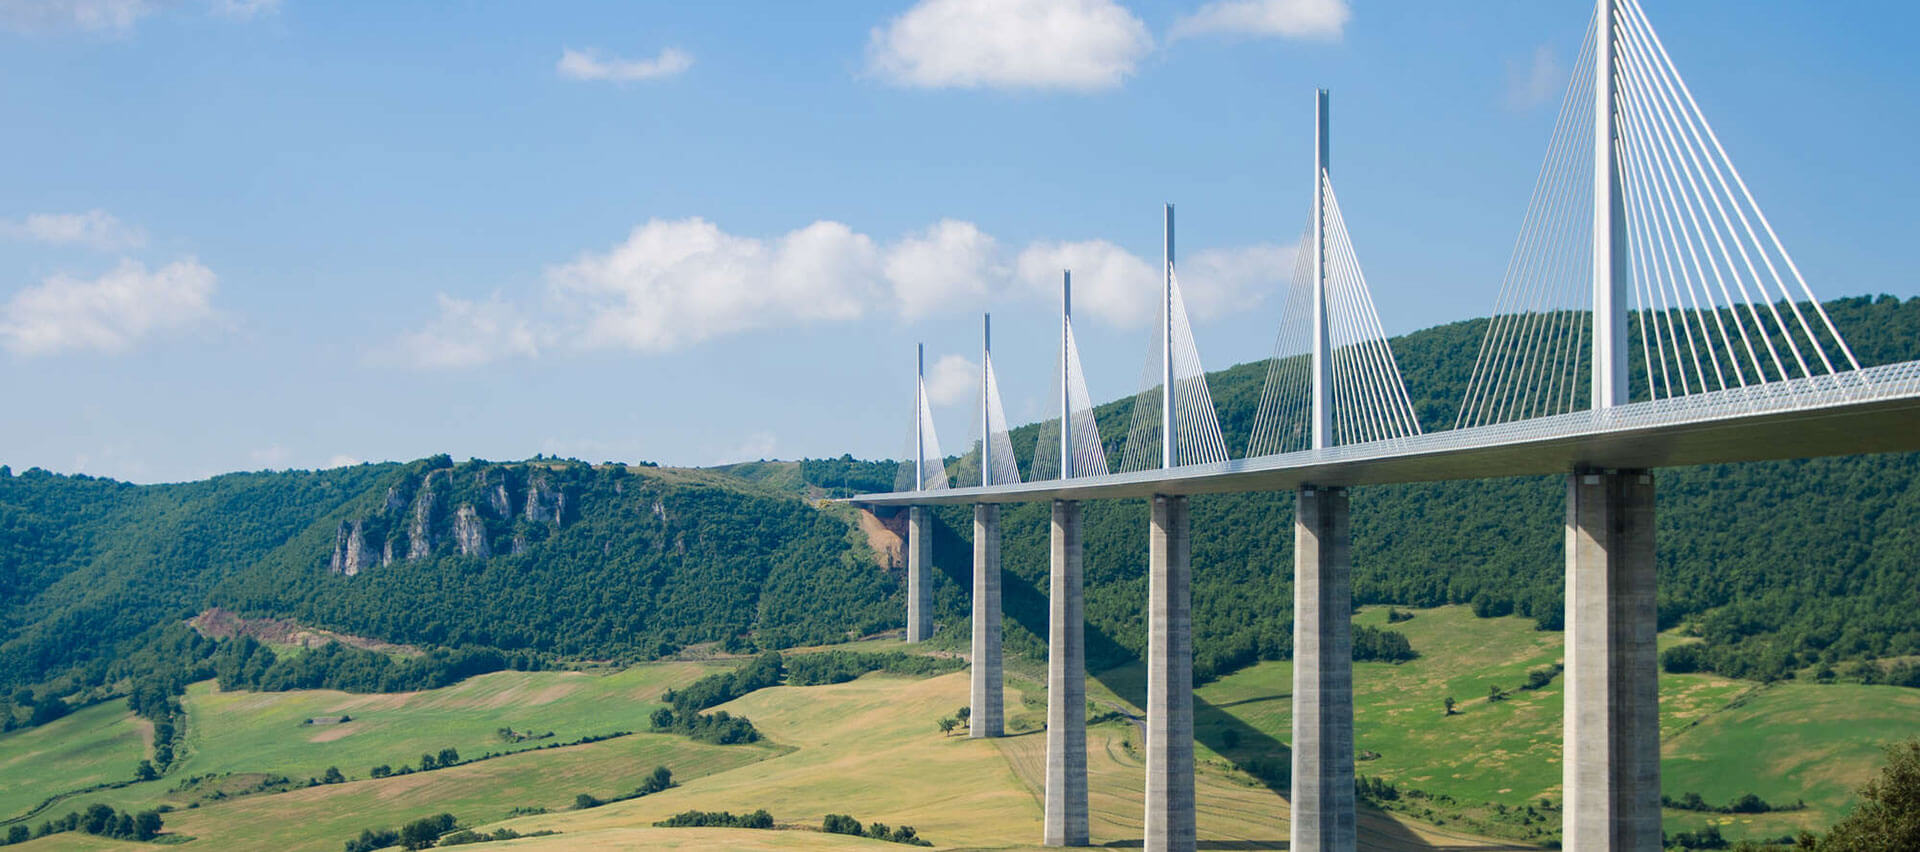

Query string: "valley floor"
[[2, 606, 1914, 849]]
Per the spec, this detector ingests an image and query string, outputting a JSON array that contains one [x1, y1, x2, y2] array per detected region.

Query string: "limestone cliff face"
[[454, 504, 490, 558], [526, 475, 566, 524], [331, 462, 577, 577], [408, 471, 445, 559], [329, 520, 372, 576]]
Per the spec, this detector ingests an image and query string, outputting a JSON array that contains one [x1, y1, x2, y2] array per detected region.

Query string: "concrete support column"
[[1292, 485, 1355, 852], [1564, 469, 1659, 852], [907, 506, 933, 643], [971, 504, 1004, 738], [1145, 495, 1195, 852], [1044, 500, 1089, 846]]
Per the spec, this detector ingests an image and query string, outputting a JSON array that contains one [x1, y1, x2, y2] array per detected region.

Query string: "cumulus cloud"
[[1506, 44, 1562, 110], [924, 353, 980, 407], [0, 258, 216, 355], [867, 0, 1152, 91], [209, 0, 277, 19], [0, 0, 151, 32], [0, 0, 276, 32], [2, 209, 146, 251], [547, 217, 880, 353], [389, 215, 1290, 367], [718, 430, 779, 464], [384, 293, 538, 369], [885, 219, 1002, 319], [1015, 238, 1159, 327], [1171, 0, 1348, 40], [1179, 243, 1292, 320], [558, 47, 693, 82]]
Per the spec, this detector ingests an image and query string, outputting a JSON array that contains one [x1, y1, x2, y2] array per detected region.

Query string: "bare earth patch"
[[189, 607, 420, 656]]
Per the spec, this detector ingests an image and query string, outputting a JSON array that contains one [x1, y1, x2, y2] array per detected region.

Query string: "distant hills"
[[2, 295, 1917, 711]]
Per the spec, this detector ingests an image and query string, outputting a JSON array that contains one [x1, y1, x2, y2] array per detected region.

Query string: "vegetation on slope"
[[853, 296, 1920, 685]]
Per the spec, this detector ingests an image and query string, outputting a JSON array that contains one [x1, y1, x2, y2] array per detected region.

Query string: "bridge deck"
[[852, 361, 1920, 506]]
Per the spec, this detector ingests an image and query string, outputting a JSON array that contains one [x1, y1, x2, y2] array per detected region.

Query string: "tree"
[[418, 753, 436, 771], [956, 705, 970, 723], [437, 747, 460, 767], [8, 825, 29, 844], [400, 814, 456, 850], [135, 759, 157, 781], [323, 766, 345, 784], [823, 814, 863, 836], [1801, 737, 1920, 850], [936, 716, 958, 735], [134, 810, 162, 841], [1443, 696, 1456, 716]]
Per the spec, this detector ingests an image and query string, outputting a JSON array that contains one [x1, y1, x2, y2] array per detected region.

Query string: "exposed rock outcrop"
[[408, 471, 444, 559], [330, 520, 373, 576], [454, 504, 490, 558], [526, 475, 566, 524]]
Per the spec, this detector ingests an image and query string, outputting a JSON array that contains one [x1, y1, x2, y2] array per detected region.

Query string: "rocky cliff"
[[328, 461, 575, 575]]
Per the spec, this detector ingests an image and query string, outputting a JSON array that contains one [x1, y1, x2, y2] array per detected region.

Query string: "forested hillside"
[[848, 296, 1920, 683], [1, 296, 1915, 719]]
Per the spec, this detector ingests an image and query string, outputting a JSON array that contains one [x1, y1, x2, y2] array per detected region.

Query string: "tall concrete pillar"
[[971, 504, 1004, 738], [1292, 486, 1355, 852], [907, 506, 933, 642], [1145, 495, 1195, 852], [1564, 469, 1659, 851], [1044, 500, 1089, 846]]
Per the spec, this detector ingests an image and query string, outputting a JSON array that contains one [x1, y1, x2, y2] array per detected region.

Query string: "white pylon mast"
[[1311, 89, 1333, 450], [1061, 271, 1074, 480], [915, 342, 925, 491], [1162, 203, 1176, 469], [1593, 0, 1628, 409], [982, 315, 992, 487]]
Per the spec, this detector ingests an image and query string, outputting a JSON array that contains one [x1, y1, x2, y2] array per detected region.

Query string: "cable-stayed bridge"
[[851, 2, 1920, 850]]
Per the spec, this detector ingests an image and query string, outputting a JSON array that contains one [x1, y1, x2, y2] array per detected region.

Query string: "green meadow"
[[4, 612, 1916, 849]]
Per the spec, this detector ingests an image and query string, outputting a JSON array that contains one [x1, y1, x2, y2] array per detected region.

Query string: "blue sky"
[[1, 0, 1915, 482]]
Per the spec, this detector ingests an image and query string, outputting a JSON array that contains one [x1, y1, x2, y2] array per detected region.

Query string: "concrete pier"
[[1044, 500, 1089, 846], [1564, 469, 1659, 851], [1292, 486, 1355, 852], [1144, 495, 1195, 852], [971, 504, 1004, 738], [907, 506, 933, 642]]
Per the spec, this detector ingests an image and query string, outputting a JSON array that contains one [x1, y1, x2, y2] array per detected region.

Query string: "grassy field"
[[0, 699, 150, 821], [6, 610, 1914, 849], [1189, 605, 1919, 845], [491, 668, 1520, 851]]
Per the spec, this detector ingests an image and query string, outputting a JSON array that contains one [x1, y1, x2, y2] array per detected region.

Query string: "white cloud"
[[1, 209, 146, 251], [390, 215, 1287, 366], [1506, 44, 1562, 110], [1015, 238, 1158, 327], [1179, 243, 1292, 320], [547, 217, 880, 353], [1171, 0, 1348, 40], [718, 431, 779, 464], [209, 0, 277, 19], [324, 454, 361, 469], [385, 293, 538, 369], [558, 47, 693, 82], [867, 0, 1152, 91], [885, 219, 1002, 319], [0, 258, 216, 355], [0, 0, 152, 32], [924, 353, 979, 407]]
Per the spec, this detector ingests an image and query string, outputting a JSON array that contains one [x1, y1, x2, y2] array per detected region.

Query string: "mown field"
[[3, 611, 1915, 849], [1187, 605, 1920, 845], [0, 700, 151, 820]]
